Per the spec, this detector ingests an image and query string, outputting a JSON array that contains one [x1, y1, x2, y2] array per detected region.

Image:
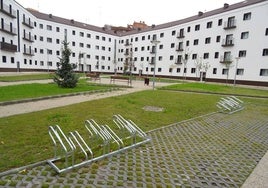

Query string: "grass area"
[[0, 79, 116, 102], [0, 89, 267, 172], [0, 73, 54, 82], [160, 82, 268, 97]]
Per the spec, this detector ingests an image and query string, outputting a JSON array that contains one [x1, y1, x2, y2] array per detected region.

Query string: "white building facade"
[[1, 0, 268, 86]]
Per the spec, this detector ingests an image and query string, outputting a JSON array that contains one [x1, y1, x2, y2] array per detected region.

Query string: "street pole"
[[151, 40, 160, 90], [234, 57, 240, 86]]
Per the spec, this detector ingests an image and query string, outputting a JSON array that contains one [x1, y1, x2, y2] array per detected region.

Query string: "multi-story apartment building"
[[1, 0, 268, 86]]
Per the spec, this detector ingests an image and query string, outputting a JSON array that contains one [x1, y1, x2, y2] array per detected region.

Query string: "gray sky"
[[16, 0, 242, 27]]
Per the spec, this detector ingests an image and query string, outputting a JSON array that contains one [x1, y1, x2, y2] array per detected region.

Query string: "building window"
[[80, 32, 84, 37], [40, 49, 44, 54], [56, 51, 60, 55], [170, 56, 174, 60], [87, 33, 91, 38], [263, 49, 268, 56], [96, 35, 100, 40], [214, 52, 219, 58], [56, 27, 60, 32], [2, 56, 6, 63], [39, 24, 43, 29], [222, 69, 229, 75], [79, 43, 84, 47], [102, 46, 105, 51], [24, 59, 27, 64], [193, 39, 199, 45], [40, 61, 44, 66], [177, 68, 181, 73], [207, 21, 212, 28], [56, 39, 60, 44], [72, 30, 75, 35], [142, 36, 145, 40], [47, 38, 52, 43], [187, 26, 191, 32], [160, 33, 164, 38], [169, 68, 173, 73], [243, 12, 251, 21], [239, 50, 247, 57], [46, 25, 52, 31], [87, 44, 91, 48], [191, 68, 196, 73], [218, 19, 222, 26], [236, 69, 244, 75], [159, 45, 163, 49], [192, 54, 197, 60], [158, 68, 162, 72], [170, 43, 175, 48], [205, 37, 211, 44], [72, 53, 75, 57], [266, 28, 268, 36], [40, 36, 43, 41], [203, 53, 209, 59], [72, 41, 75, 46], [216, 36, 221, 43], [195, 24, 200, 31], [102, 36, 106, 41], [260, 69, 268, 76], [11, 57, 15, 63], [186, 40, 189, 46], [213, 68, 217, 74], [241, 32, 249, 39], [172, 30, 176, 36]]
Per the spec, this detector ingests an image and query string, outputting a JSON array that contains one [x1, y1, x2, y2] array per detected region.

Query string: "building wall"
[[1, 0, 268, 85]]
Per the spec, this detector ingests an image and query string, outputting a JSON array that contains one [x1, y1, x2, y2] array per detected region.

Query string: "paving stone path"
[[1, 104, 268, 188]]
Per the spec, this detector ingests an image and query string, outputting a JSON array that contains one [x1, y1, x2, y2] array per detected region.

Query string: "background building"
[[0, 0, 267, 86]]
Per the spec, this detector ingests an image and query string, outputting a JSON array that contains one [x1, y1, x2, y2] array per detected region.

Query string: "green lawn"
[[0, 79, 116, 102], [0, 73, 54, 82], [160, 82, 268, 97]]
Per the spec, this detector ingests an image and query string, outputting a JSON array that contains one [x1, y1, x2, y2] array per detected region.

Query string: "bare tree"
[[181, 49, 191, 82]]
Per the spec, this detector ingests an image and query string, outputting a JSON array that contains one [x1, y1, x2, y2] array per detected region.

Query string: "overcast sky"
[[15, 0, 242, 27]]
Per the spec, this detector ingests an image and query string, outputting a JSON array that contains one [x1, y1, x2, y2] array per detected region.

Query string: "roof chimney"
[[224, 3, 229, 9], [70, 19, 74, 24], [198, 11, 203, 16], [49, 14, 52, 18]]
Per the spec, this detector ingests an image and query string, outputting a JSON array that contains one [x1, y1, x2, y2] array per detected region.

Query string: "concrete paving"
[[0, 76, 268, 187]]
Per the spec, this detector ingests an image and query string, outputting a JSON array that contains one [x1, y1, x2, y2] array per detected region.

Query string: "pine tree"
[[54, 40, 79, 88]]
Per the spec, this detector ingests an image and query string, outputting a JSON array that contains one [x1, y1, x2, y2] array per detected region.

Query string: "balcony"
[[0, 3, 16, 18], [23, 48, 35, 56], [175, 58, 182, 65], [22, 19, 34, 29], [220, 55, 233, 64], [150, 49, 156, 54], [124, 42, 130, 46], [176, 45, 183, 52], [23, 33, 34, 42], [223, 20, 236, 30], [0, 23, 17, 35], [0, 42, 17, 52], [222, 38, 234, 47], [177, 32, 185, 39]]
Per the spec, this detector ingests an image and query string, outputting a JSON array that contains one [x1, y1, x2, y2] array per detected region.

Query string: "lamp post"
[[234, 57, 240, 86], [151, 40, 160, 90]]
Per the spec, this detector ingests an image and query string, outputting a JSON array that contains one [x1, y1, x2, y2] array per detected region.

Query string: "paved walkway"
[[0, 78, 169, 118], [0, 76, 268, 187], [0, 107, 267, 187]]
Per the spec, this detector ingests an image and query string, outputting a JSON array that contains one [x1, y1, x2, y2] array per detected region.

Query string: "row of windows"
[[116, 49, 268, 63], [2, 55, 268, 77]]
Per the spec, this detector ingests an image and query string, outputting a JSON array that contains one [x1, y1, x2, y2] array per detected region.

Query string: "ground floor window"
[[236, 69, 244, 75], [2, 56, 6, 63], [260, 69, 268, 76], [222, 68, 229, 75]]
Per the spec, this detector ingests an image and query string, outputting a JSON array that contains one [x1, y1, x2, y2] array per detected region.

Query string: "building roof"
[[120, 0, 267, 36], [27, 9, 118, 36], [27, 0, 267, 37]]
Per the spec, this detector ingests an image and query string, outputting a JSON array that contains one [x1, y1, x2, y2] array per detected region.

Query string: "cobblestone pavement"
[[1, 104, 268, 188]]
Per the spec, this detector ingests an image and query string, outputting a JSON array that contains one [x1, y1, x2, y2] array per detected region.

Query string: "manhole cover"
[[142, 106, 164, 112]]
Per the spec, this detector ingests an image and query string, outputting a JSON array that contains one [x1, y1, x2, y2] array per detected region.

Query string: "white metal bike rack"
[[47, 115, 150, 173], [217, 96, 244, 114]]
